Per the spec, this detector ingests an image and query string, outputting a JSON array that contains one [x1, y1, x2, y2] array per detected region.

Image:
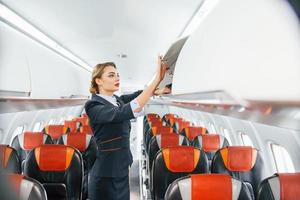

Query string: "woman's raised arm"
[[135, 55, 167, 108]]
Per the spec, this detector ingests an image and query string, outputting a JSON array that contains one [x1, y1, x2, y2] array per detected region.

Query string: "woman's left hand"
[[160, 61, 167, 81]]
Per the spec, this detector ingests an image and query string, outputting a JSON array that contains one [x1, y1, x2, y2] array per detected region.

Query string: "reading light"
[[0, 3, 93, 72], [178, 0, 219, 38]]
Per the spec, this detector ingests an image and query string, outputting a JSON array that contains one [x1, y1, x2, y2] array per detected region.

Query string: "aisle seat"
[[173, 120, 191, 133], [72, 117, 89, 126], [148, 134, 189, 172], [11, 131, 53, 170], [7, 174, 47, 200], [165, 174, 252, 200], [0, 145, 21, 174], [64, 120, 80, 132], [145, 126, 174, 153], [152, 146, 209, 200], [80, 125, 93, 135], [58, 132, 97, 199], [192, 134, 229, 163], [180, 126, 207, 141], [42, 125, 69, 143], [143, 120, 164, 145], [24, 145, 83, 200]]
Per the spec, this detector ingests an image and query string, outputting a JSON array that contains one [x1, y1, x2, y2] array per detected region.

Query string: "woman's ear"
[[95, 78, 102, 86]]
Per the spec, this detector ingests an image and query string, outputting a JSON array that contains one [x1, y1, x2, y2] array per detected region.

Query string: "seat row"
[[0, 142, 95, 199], [1, 113, 96, 200], [143, 113, 300, 200], [165, 172, 300, 200]]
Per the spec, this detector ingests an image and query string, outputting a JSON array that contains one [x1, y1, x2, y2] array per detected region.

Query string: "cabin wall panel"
[[144, 104, 169, 118], [0, 22, 91, 98], [251, 123, 300, 173]]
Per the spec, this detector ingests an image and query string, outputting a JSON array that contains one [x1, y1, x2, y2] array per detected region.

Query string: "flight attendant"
[[85, 56, 167, 200]]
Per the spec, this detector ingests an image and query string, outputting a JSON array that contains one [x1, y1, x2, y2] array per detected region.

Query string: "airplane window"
[[197, 120, 204, 127], [208, 123, 216, 134], [10, 126, 25, 144], [221, 127, 232, 145], [33, 122, 45, 132], [0, 129, 3, 143], [271, 143, 295, 173], [32, 122, 42, 132], [57, 118, 65, 125], [48, 119, 55, 125], [240, 132, 254, 147], [67, 115, 74, 120]]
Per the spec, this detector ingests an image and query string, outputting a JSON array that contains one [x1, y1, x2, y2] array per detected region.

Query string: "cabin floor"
[[129, 118, 143, 200]]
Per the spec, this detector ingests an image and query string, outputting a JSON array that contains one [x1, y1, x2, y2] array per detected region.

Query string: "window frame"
[[239, 132, 254, 147], [270, 143, 295, 173]]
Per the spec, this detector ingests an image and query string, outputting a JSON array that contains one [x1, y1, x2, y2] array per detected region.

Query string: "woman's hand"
[[154, 86, 172, 96], [154, 55, 167, 83]]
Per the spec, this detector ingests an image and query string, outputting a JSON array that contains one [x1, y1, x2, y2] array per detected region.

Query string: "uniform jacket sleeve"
[[119, 90, 143, 104], [85, 100, 135, 124]]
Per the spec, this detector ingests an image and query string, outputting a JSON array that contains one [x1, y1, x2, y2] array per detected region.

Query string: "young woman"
[[85, 56, 167, 200]]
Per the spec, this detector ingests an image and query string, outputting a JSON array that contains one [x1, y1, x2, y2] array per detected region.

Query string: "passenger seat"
[[145, 126, 174, 154], [42, 125, 69, 143], [165, 174, 253, 200], [24, 144, 83, 200], [192, 134, 229, 166], [7, 173, 47, 200], [58, 132, 97, 199], [180, 126, 207, 142], [80, 125, 93, 135], [64, 120, 80, 132], [257, 172, 300, 200], [152, 146, 209, 200], [148, 134, 189, 173], [0, 145, 21, 174], [211, 146, 264, 199], [11, 131, 53, 170]]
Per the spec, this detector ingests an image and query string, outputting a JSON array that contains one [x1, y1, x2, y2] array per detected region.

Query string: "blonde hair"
[[89, 62, 116, 94]]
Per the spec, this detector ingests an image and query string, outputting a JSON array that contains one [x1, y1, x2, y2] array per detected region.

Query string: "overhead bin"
[[171, 0, 300, 102], [157, 37, 188, 91]]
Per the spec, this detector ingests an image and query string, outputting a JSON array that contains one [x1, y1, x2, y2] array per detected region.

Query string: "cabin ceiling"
[[2, 0, 203, 88]]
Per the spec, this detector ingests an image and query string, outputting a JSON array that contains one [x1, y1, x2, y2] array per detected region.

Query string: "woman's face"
[[96, 66, 120, 93]]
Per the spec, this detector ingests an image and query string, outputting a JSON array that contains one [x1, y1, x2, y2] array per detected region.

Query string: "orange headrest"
[[149, 121, 163, 127], [64, 133, 90, 152], [0, 145, 13, 168], [161, 134, 180, 148], [277, 173, 300, 199], [220, 146, 257, 171], [162, 146, 200, 172], [72, 117, 89, 126], [80, 125, 93, 134], [202, 134, 220, 152], [64, 120, 79, 132], [191, 174, 232, 200], [34, 145, 75, 171], [23, 132, 44, 150], [152, 126, 174, 135], [44, 125, 68, 140], [147, 113, 160, 120], [184, 126, 206, 141]]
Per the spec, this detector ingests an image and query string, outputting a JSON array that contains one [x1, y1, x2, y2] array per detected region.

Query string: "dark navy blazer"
[[84, 90, 142, 177]]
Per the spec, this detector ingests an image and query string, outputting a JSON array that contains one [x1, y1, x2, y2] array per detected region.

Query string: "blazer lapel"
[[114, 95, 124, 106]]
